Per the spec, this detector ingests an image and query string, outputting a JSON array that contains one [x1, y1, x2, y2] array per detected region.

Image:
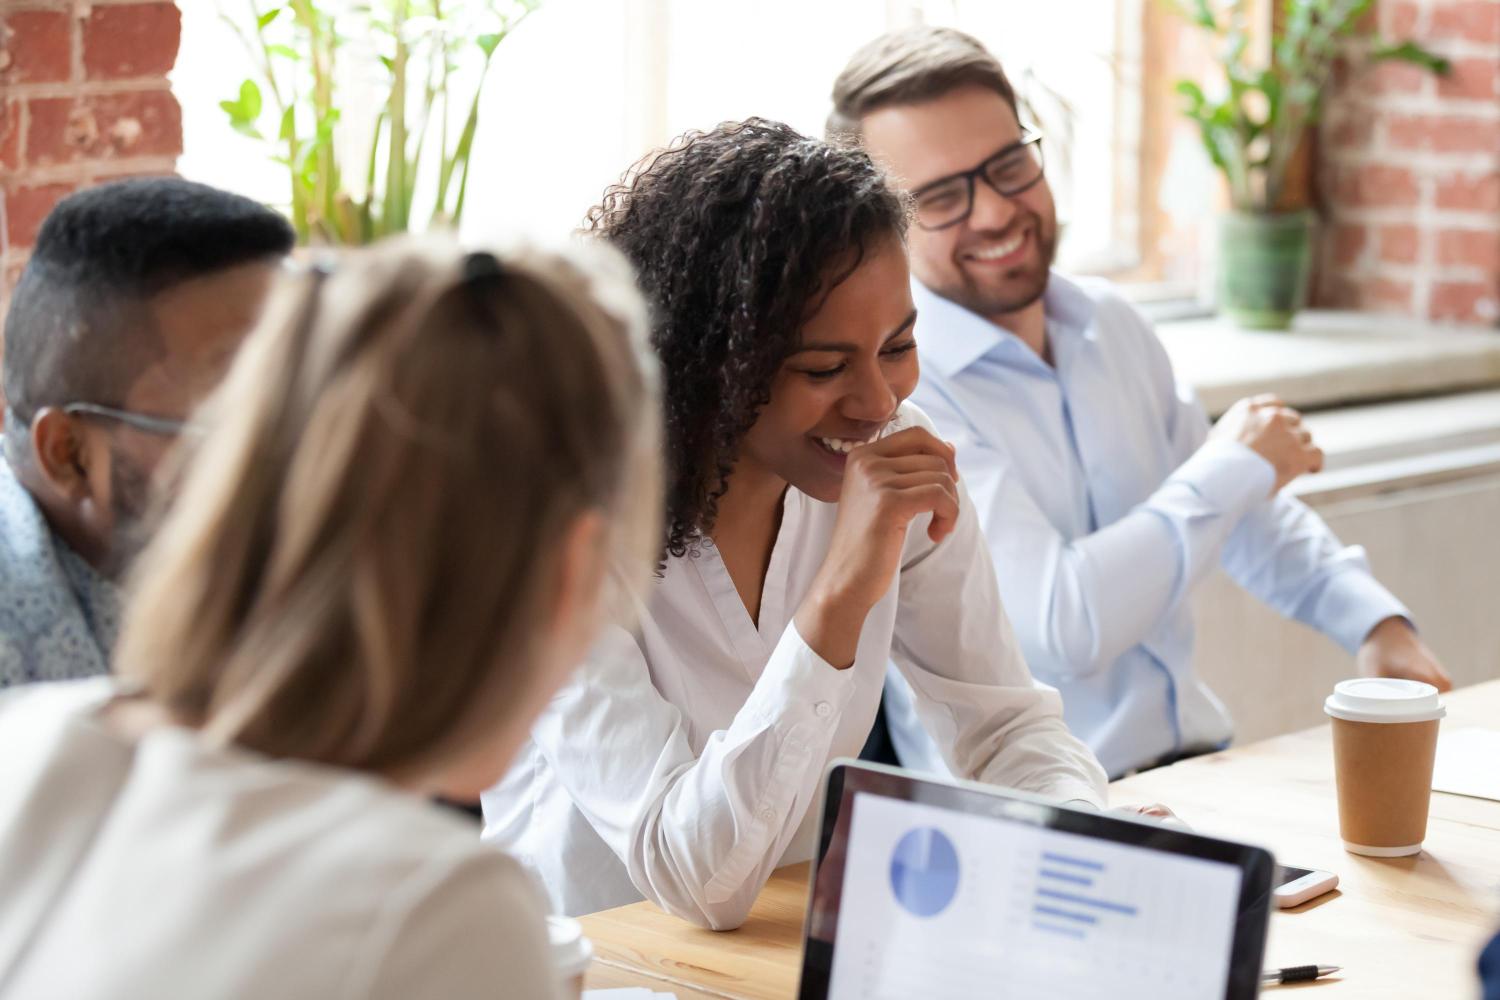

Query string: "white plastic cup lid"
[[1324, 677, 1446, 724], [547, 915, 594, 978]]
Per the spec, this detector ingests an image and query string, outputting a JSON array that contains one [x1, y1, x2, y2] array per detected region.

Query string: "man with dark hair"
[[0, 176, 293, 686], [829, 26, 1450, 779]]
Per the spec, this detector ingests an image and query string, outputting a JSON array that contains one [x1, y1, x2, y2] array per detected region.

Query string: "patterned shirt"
[[0, 459, 120, 686]]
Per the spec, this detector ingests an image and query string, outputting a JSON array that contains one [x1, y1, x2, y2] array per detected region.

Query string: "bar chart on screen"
[[827, 794, 1244, 1000]]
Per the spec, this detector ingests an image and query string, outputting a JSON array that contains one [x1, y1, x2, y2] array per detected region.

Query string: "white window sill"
[[1156, 310, 1500, 418]]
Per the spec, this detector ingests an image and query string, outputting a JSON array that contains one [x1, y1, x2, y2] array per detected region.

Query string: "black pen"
[[1262, 965, 1341, 984]]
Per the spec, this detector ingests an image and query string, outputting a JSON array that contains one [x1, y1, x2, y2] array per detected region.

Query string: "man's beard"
[[935, 211, 1059, 320], [98, 450, 154, 581]]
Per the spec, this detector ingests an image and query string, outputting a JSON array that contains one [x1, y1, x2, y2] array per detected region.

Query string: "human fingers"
[[865, 426, 958, 481]]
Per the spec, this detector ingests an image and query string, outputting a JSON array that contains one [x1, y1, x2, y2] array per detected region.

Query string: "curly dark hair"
[[586, 118, 909, 559]]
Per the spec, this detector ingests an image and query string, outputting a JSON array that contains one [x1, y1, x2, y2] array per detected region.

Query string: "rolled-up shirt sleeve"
[[919, 385, 1273, 682], [1221, 491, 1410, 653], [529, 621, 856, 930]]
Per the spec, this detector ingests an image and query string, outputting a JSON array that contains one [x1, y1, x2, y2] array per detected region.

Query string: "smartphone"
[[1275, 865, 1338, 908]]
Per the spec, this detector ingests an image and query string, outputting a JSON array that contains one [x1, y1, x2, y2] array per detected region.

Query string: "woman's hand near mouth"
[[794, 427, 960, 669]]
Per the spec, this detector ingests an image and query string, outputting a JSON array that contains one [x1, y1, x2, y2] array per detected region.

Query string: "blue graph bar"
[[1032, 920, 1088, 940], [1036, 887, 1139, 916], [1038, 868, 1094, 887], [1034, 904, 1098, 925], [1040, 852, 1105, 871]]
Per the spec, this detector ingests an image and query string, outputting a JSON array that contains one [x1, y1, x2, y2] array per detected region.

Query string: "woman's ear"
[[29, 407, 92, 501], [547, 509, 608, 657]]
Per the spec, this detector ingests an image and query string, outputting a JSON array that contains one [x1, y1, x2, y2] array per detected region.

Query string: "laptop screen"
[[800, 763, 1273, 1000], [830, 792, 1241, 999]]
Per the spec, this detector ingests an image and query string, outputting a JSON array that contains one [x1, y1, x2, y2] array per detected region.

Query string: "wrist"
[[1363, 615, 1413, 647], [794, 581, 871, 670]]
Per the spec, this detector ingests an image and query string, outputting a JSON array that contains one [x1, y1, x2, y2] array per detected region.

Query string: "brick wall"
[[0, 0, 182, 325], [1317, 0, 1500, 325]]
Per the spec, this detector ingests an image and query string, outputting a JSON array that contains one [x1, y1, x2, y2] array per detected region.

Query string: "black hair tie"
[[462, 250, 505, 283]]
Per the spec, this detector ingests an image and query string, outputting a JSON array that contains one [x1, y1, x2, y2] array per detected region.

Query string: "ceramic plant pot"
[[1217, 210, 1315, 331]]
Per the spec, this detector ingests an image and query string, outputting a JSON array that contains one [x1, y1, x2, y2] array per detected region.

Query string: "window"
[[177, 0, 1207, 292]]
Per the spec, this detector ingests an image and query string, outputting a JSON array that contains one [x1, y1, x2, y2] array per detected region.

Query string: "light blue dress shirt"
[[0, 459, 119, 687], [888, 273, 1409, 778]]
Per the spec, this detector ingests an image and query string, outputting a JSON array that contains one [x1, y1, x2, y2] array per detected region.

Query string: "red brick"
[[3, 182, 73, 249], [1381, 0, 1422, 37], [1363, 276, 1417, 313], [1323, 111, 1376, 150], [23, 97, 81, 166], [24, 90, 181, 165], [1332, 164, 1421, 208], [0, 9, 71, 85], [1429, 1, 1500, 44], [1385, 114, 1500, 154], [1430, 280, 1499, 323], [1437, 228, 1500, 271], [1436, 170, 1500, 212], [1316, 276, 1360, 310], [86, 90, 182, 157], [1323, 274, 1416, 313], [0, 253, 27, 345], [1379, 224, 1422, 264], [1329, 222, 1369, 267], [0, 101, 18, 171], [83, 3, 180, 81], [1366, 60, 1429, 96], [2, 255, 25, 294], [1436, 58, 1500, 101]]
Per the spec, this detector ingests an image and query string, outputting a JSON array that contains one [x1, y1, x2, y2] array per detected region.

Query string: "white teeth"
[[819, 434, 880, 454], [970, 233, 1025, 261]]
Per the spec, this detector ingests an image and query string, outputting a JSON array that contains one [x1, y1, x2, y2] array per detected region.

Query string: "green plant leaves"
[[219, 79, 264, 138], [224, 0, 540, 244], [1371, 39, 1452, 75], [1168, 0, 1449, 211]]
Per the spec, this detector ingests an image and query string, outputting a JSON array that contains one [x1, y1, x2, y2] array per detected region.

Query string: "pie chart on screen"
[[889, 827, 960, 917]]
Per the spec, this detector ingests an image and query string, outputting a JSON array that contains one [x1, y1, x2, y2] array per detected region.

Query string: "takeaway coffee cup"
[[1324, 678, 1446, 857], [547, 915, 593, 999]]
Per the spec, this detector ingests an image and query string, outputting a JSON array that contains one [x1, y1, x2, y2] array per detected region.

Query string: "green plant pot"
[[1217, 211, 1314, 331]]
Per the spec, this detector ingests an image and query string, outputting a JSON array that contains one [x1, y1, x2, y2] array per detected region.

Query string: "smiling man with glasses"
[[0, 178, 292, 686], [828, 26, 1449, 780]]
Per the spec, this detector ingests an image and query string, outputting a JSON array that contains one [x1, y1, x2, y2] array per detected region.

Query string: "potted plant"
[[1169, 0, 1448, 329], [218, 0, 540, 245]]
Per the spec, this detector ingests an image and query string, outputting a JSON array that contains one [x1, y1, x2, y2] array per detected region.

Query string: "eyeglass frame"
[[61, 256, 505, 441], [54, 261, 343, 441], [908, 131, 1047, 232], [62, 402, 192, 437]]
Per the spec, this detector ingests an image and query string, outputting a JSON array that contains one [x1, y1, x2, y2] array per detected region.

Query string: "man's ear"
[[29, 407, 91, 501]]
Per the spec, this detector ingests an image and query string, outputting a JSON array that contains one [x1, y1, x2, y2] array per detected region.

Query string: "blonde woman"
[[0, 237, 660, 999]]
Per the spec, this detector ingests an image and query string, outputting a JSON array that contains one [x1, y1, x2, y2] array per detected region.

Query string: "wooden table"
[[582, 680, 1500, 998]]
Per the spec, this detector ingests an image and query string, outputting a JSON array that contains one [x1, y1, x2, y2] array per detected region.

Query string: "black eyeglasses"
[[62, 402, 191, 437], [909, 132, 1046, 231]]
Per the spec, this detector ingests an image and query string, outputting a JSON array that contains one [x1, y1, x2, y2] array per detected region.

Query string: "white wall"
[[1195, 461, 1500, 745]]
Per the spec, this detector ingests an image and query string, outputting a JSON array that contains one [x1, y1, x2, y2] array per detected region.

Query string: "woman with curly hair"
[[482, 119, 1106, 929]]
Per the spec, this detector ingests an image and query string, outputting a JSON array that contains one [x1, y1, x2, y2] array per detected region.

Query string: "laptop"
[[797, 761, 1275, 1000]]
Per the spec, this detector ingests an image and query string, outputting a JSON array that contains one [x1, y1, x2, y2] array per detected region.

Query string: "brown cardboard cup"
[[1324, 678, 1445, 857]]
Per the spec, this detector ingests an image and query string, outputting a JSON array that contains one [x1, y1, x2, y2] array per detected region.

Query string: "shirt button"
[[759, 808, 777, 824], [814, 701, 833, 718]]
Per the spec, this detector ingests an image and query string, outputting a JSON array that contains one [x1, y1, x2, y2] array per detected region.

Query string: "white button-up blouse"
[[481, 403, 1107, 928]]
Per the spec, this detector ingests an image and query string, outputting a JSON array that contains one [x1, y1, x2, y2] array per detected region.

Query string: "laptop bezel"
[[796, 760, 1275, 1000]]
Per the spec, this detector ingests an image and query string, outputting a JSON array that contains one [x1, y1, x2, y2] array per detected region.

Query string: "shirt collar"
[[912, 271, 1099, 378]]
